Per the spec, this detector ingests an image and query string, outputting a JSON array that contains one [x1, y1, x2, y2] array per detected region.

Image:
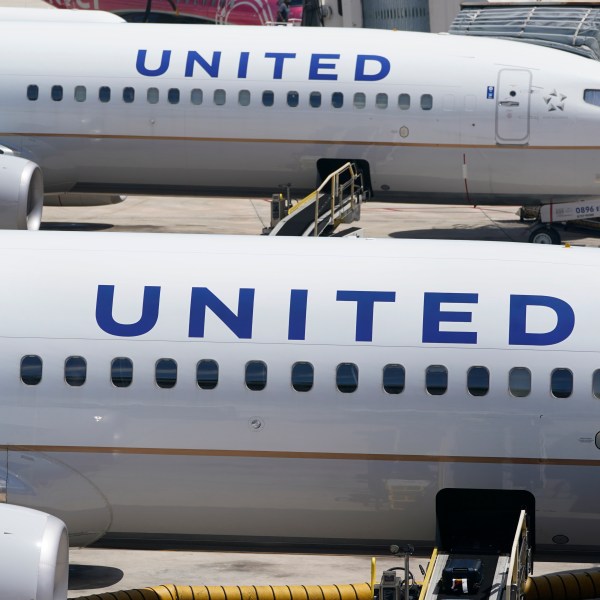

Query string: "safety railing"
[[506, 510, 530, 600], [287, 161, 363, 236]]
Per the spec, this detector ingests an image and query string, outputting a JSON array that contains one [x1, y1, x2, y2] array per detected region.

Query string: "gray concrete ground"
[[67, 547, 600, 598], [42, 195, 600, 245], [67, 550, 427, 596]]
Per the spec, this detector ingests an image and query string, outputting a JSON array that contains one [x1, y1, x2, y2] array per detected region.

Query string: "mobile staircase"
[[375, 491, 533, 600], [418, 510, 530, 600], [264, 162, 365, 237]]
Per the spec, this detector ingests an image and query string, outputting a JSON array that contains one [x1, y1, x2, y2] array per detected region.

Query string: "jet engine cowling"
[[0, 504, 68, 600], [0, 155, 44, 230]]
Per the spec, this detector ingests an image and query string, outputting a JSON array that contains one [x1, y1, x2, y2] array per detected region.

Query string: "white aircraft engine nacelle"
[[0, 155, 44, 230], [0, 504, 68, 600]]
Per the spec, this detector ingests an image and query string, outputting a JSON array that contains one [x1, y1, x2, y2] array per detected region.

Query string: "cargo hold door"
[[496, 69, 531, 144]]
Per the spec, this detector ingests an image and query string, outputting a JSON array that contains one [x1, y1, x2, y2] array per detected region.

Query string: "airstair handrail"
[[267, 161, 362, 236], [506, 510, 529, 600], [288, 161, 354, 215], [312, 162, 359, 236]]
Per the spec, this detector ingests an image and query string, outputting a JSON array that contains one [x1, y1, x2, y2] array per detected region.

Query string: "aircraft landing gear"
[[528, 224, 561, 244]]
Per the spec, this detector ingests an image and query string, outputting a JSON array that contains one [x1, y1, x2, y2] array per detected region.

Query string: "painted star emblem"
[[544, 89, 567, 111]]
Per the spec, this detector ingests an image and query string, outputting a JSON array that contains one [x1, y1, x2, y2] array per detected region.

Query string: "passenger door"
[[496, 69, 532, 144]]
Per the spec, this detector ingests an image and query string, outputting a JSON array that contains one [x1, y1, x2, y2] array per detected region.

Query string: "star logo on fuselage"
[[544, 89, 567, 111]]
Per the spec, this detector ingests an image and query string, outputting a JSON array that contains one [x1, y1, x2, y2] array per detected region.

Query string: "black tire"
[[528, 225, 561, 245]]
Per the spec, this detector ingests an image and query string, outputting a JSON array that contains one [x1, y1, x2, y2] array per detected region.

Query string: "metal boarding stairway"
[[264, 162, 365, 236], [418, 510, 531, 600]]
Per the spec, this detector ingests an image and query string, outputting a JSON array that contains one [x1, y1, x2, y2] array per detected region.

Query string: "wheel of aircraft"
[[528, 224, 561, 244]]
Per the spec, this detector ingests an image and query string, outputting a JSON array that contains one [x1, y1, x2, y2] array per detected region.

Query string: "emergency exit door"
[[496, 69, 532, 144]]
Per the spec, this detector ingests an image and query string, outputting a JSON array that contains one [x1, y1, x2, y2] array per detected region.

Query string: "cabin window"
[[509, 367, 531, 397], [336, 363, 358, 393], [51, 85, 63, 102], [74, 86, 86, 102], [287, 91, 299, 107], [593, 370, 600, 399], [168, 88, 180, 104], [214, 89, 226, 106], [421, 94, 433, 110], [27, 85, 38, 101], [246, 360, 267, 391], [262, 90, 274, 107], [331, 92, 344, 108], [467, 366, 489, 396], [398, 93, 410, 110], [111, 357, 133, 388], [426, 365, 447, 395], [584, 89, 600, 107], [353, 92, 366, 109], [155, 358, 177, 389], [596, 432, 600, 450], [551, 368, 572, 399], [464, 94, 476, 112], [147, 87, 159, 104], [191, 89, 203, 105], [442, 94, 455, 111], [309, 92, 321, 108], [123, 87, 135, 103], [238, 90, 251, 106], [376, 93, 388, 109], [383, 364, 405, 394], [196, 359, 218, 390], [21, 355, 42, 386], [65, 356, 86, 387], [292, 361, 314, 392], [99, 86, 111, 103]]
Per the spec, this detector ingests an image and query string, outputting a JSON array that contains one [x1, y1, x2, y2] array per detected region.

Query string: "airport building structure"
[[321, 0, 461, 31], [355, 0, 600, 35], [428, 0, 461, 32]]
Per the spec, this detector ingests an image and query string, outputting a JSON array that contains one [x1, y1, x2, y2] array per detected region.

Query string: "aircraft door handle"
[[499, 100, 520, 107]]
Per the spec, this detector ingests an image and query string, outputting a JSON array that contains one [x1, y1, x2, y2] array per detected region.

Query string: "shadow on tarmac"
[[68, 564, 124, 591], [41, 222, 113, 232], [388, 226, 525, 242]]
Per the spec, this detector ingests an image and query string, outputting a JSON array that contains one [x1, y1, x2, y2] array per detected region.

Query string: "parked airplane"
[[3, 10, 600, 240], [3, 230, 600, 598], [44, 0, 303, 25]]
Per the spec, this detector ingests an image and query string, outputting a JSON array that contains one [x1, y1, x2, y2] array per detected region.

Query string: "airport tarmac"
[[67, 547, 600, 598], [41, 194, 600, 244]]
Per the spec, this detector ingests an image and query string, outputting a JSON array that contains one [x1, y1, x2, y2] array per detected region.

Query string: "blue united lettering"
[[96, 285, 577, 346], [336, 290, 396, 342], [96, 284, 161, 337], [508, 294, 575, 346], [422, 292, 478, 344], [135, 50, 392, 82], [185, 51, 221, 78]]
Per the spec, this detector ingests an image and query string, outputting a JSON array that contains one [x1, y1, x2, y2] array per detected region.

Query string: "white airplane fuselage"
[[3, 20, 600, 203], [3, 231, 600, 556]]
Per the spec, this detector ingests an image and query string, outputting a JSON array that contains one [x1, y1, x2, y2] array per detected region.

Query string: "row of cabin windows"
[[18, 355, 588, 399], [26, 85, 434, 111]]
